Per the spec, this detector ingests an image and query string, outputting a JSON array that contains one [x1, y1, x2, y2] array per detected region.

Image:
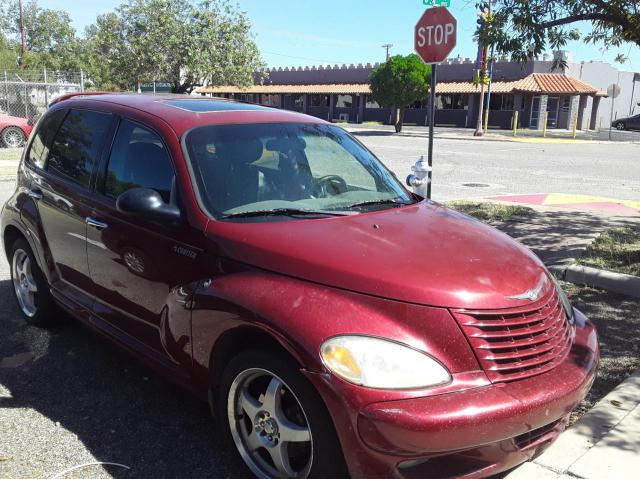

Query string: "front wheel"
[[615, 122, 626, 131], [1, 126, 26, 148], [219, 350, 348, 479]]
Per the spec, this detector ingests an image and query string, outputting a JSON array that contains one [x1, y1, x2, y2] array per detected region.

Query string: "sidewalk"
[[504, 369, 640, 479], [343, 123, 640, 144]]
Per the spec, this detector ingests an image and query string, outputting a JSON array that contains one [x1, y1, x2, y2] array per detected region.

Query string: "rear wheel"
[[615, 122, 626, 131], [218, 350, 348, 479], [1, 126, 26, 148], [10, 239, 58, 327]]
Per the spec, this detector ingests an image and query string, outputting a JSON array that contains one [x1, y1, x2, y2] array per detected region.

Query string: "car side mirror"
[[116, 188, 181, 223]]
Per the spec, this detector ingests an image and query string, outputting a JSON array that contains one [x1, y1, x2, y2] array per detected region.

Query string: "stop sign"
[[415, 7, 457, 64]]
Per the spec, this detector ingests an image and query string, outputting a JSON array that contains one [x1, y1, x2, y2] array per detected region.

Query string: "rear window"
[[27, 109, 67, 169], [46, 109, 112, 188]]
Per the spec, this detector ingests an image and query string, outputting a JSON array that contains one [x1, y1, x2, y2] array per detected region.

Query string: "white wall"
[[567, 61, 640, 129]]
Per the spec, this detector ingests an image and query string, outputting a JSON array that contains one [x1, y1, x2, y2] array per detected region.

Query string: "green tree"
[[0, 0, 81, 71], [477, 0, 640, 67], [86, 0, 264, 93], [0, 33, 18, 70], [369, 54, 432, 133]]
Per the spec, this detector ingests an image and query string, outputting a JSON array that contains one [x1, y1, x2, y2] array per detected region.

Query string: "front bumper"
[[312, 309, 599, 479]]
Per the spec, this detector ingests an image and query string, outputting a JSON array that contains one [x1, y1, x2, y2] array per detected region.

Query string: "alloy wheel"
[[2, 127, 26, 148], [228, 368, 313, 479], [616, 122, 625, 131], [12, 249, 38, 317]]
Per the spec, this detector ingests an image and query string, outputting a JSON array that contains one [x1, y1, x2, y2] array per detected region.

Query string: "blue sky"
[[38, 0, 640, 72]]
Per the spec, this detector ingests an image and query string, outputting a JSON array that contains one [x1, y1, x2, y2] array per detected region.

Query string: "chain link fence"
[[1, 69, 84, 125]]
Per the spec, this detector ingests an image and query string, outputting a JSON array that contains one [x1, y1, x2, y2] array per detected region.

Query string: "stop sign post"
[[414, 7, 457, 199]]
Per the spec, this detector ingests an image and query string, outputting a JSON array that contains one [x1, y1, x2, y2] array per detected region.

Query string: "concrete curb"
[[560, 264, 640, 298], [505, 369, 640, 479], [344, 127, 639, 144]]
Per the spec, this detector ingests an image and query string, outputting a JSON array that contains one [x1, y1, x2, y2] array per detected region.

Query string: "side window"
[[27, 109, 67, 169], [47, 109, 112, 188], [104, 119, 175, 203]]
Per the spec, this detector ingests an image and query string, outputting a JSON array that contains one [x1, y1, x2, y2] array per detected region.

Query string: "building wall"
[[567, 61, 640, 128]]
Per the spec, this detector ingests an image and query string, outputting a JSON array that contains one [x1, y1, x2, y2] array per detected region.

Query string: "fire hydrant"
[[406, 156, 431, 198]]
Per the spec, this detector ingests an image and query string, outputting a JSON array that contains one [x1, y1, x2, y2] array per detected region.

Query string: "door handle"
[[27, 189, 43, 200], [85, 217, 109, 230]]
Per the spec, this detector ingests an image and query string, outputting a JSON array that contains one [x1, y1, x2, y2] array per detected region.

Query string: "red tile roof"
[[195, 74, 602, 96], [513, 74, 599, 94]]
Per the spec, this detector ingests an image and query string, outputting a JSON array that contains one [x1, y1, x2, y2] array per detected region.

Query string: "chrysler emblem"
[[506, 275, 546, 302]]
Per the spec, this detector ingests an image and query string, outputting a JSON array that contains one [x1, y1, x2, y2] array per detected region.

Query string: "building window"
[[260, 94, 281, 107], [311, 95, 330, 107], [365, 95, 381, 109], [561, 96, 571, 112], [436, 94, 469, 110], [488, 94, 515, 111], [335, 94, 354, 108]]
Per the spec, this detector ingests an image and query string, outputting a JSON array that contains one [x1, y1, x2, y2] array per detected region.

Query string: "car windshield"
[[184, 122, 414, 219]]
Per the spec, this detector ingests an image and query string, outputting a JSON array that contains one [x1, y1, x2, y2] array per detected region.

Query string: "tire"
[[9, 238, 59, 327], [218, 350, 349, 479], [1, 126, 26, 148], [616, 122, 626, 131]]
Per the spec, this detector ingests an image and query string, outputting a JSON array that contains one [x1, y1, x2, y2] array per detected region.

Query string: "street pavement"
[[345, 128, 640, 207]]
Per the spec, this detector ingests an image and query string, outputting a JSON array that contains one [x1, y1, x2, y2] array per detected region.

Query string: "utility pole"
[[18, 0, 26, 61], [381, 44, 393, 61]]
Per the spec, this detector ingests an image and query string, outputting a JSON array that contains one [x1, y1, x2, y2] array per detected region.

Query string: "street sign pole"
[[427, 63, 437, 199], [412, 6, 456, 200]]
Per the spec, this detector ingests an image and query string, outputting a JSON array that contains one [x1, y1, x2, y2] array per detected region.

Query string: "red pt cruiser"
[[1, 94, 598, 479]]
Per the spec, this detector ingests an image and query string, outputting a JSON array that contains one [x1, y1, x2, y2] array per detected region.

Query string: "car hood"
[[206, 201, 552, 309]]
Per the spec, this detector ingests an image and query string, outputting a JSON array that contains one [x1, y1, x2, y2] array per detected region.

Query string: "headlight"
[[320, 336, 451, 389], [555, 280, 575, 324]]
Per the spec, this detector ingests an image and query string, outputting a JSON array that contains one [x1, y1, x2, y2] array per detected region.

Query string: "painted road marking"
[[490, 193, 639, 216]]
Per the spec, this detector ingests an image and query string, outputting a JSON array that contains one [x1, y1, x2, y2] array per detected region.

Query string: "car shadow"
[[491, 210, 638, 267], [0, 279, 253, 479]]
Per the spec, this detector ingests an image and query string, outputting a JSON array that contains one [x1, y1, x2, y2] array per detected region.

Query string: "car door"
[[630, 114, 640, 130], [86, 118, 198, 367], [28, 108, 114, 311]]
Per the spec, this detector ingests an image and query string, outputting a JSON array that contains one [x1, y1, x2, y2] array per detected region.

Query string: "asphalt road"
[[0, 135, 639, 478], [349, 132, 640, 203]]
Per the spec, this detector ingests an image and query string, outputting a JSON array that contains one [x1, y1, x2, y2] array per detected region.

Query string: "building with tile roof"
[[196, 58, 639, 131]]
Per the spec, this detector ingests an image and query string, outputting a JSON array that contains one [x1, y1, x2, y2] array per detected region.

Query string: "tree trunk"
[[394, 107, 404, 133], [475, 83, 486, 136]]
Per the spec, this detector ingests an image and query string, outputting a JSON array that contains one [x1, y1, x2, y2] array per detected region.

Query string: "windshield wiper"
[[221, 208, 357, 219], [345, 199, 413, 209]]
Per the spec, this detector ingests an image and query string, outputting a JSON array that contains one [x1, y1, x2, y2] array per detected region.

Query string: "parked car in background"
[[1, 93, 599, 479], [613, 113, 640, 131], [0, 113, 32, 148]]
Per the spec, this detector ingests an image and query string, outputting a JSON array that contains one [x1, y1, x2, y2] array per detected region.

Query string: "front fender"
[[190, 270, 480, 405]]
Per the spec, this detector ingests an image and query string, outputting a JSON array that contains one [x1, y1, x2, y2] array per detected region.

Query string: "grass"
[[576, 225, 640, 277], [446, 200, 537, 222], [563, 282, 640, 423], [0, 148, 21, 162]]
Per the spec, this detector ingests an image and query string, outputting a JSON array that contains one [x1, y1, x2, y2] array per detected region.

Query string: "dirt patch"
[[563, 282, 640, 423]]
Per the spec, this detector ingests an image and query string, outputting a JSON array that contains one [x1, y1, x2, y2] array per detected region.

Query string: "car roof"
[[55, 93, 326, 137]]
